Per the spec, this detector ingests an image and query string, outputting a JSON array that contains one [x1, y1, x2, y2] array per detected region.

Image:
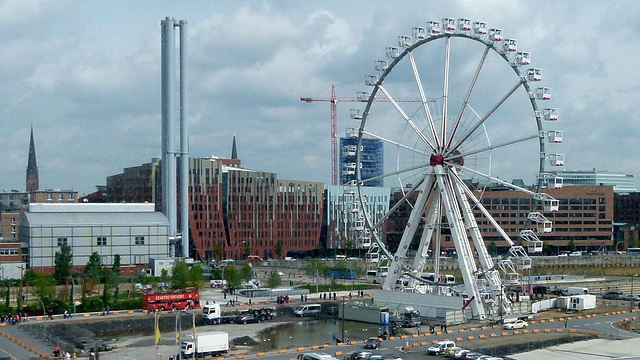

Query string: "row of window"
[[57, 236, 145, 246], [0, 248, 19, 256]]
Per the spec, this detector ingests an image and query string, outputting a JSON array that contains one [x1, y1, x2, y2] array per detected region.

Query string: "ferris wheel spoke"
[[449, 80, 523, 154], [445, 161, 536, 196], [361, 162, 432, 185], [441, 36, 451, 147], [447, 133, 539, 160], [377, 85, 436, 151], [449, 170, 514, 245], [408, 51, 440, 149], [447, 46, 490, 149], [361, 130, 431, 157]]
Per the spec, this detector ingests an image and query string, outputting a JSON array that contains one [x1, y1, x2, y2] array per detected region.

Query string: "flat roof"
[[28, 203, 156, 213]]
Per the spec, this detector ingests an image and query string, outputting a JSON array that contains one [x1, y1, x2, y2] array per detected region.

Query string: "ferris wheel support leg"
[[411, 196, 439, 273], [435, 166, 485, 320], [382, 175, 434, 291]]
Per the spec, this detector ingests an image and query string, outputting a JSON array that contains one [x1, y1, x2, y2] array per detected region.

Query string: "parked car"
[[461, 353, 485, 360], [237, 315, 261, 324], [550, 289, 567, 296], [533, 286, 549, 295], [427, 341, 456, 355], [350, 351, 373, 360], [364, 337, 381, 350], [450, 349, 470, 359], [443, 346, 462, 357], [620, 294, 640, 301], [569, 251, 582, 257], [602, 291, 624, 300], [503, 319, 528, 330]]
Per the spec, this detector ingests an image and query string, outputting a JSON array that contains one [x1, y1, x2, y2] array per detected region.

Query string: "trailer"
[[181, 331, 229, 359], [568, 295, 596, 311]]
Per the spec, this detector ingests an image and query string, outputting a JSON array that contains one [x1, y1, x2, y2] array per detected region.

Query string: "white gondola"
[[343, 145, 357, 157], [473, 21, 488, 35], [553, 176, 563, 189], [350, 109, 363, 120], [354, 219, 364, 231], [489, 28, 503, 42], [549, 153, 565, 167], [343, 163, 356, 176], [398, 35, 412, 48], [538, 220, 553, 233], [412, 26, 426, 41], [520, 230, 543, 254], [539, 173, 563, 189], [427, 21, 441, 35], [356, 91, 370, 102], [365, 75, 378, 86], [386, 46, 400, 58], [547, 130, 563, 143], [527, 68, 542, 82], [374, 60, 388, 72], [532, 87, 551, 100], [443, 18, 456, 33], [543, 108, 558, 121], [458, 18, 472, 32], [512, 51, 531, 66], [544, 199, 560, 212], [502, 38, 517, 52]]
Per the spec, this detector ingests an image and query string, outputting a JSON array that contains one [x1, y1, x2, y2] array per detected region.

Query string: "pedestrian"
[[416, 324, 421, 335], [564, 319, 567, 328]]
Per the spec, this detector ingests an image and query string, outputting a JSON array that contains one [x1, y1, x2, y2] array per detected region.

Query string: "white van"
[[293, 304, 322, 317], [566, 287, 589, 295], [297, 353, 338, 360]]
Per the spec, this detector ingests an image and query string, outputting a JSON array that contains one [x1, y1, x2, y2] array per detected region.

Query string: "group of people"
[[276, 295, 290, 304], [427, 324, 447, 334], [1, 313, 29, 325], [53, 344, 73, 359]]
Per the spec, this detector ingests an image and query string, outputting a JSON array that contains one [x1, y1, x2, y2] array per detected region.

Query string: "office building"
[[339, 128, 383, 187], [549, 170, 636, 194]]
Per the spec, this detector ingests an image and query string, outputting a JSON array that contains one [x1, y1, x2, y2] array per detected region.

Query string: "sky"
[[2, 0, 640, 196]]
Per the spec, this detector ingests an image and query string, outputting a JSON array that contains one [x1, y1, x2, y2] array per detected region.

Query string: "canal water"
[[255, 319, 381, 352]]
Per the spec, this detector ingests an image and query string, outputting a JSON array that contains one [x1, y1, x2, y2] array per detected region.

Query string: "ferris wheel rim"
[[353, 25, 556, 290]]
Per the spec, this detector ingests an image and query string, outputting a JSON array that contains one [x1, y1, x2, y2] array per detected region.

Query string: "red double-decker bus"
[[142, 288, 200, 312]]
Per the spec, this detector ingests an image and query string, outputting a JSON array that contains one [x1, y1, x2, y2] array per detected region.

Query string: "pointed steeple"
[[231, 134, 238, 160], [26, 126, 39, 192]]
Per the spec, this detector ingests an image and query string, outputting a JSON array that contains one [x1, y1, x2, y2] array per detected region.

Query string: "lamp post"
[[234, 240, 247, 261], [631, 274, 638, 312], [37, 298, 46, 341]]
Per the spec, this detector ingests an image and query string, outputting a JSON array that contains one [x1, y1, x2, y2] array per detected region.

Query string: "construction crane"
[[300, 84, 421, 185]]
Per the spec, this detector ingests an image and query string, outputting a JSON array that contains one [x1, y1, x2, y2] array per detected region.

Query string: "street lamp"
[[631, 274, 638, 311], [234, 240, 247, 261]]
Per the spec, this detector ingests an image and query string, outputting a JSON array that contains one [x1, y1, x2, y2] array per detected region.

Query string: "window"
[[47, 193, 53, 202], [57, 237, 68, 246], [58, 193, 64, 201], [135, 236, 145, 245], [97, 237, 107, 246], [68, 193, 75, 201]]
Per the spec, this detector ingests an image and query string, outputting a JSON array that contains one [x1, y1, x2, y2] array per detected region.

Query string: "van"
[[566, 287, 589, 295], [293, 304, 322, 317], [297, 353, 338, 360]]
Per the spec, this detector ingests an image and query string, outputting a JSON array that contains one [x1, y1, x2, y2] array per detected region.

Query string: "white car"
[[427, 341, 456, 355], [503, 319, 528, 330]]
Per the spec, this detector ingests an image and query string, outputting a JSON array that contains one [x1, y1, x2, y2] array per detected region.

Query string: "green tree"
[[223, 266, 242, 289], [111, 254, 121, 302], [316, 242, 325, 257], [170, 259, 189, 289], [213, 244, 223, 261], [240, 263, 253, 283], [629, 236, 638, 249], [273, 240, 283, 259], [488, 240, 497, 256], [568, 238, 576, 252], [187, 264, 203, 288], [345, 241, 354, 257], [267, 271, 282, 288], [160, 269, 170, 284], [54, 244, 73, 285], [32, 273, 55, 303], [83, 252, 103, 296]]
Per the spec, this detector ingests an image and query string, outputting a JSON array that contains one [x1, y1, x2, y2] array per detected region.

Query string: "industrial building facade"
[[19, 203, 170, 274]]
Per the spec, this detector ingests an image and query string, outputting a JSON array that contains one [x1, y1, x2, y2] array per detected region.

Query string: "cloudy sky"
[[1, 0, 639, 196]]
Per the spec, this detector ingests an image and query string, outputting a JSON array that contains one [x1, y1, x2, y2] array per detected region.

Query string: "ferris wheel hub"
[[430, 154, 444, 166]]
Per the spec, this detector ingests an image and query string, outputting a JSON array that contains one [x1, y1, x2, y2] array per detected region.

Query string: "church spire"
[[26, 126, 39, 192], [231, 134, 238, 160]]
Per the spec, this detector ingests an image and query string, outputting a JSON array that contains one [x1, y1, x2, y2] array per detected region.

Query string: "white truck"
[[566, 287, 589, 295], [181, 331, 229, 359], [202, 303, 222, 325]]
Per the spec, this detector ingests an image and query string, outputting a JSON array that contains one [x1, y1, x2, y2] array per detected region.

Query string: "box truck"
[[181, 331, 229, 358]]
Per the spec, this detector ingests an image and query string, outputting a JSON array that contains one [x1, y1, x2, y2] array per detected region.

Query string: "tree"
[[267, 271, 282, 288], [568, 238, 576, 252], [629, 236, 638, 249], [187, 264, 203, 288], [111, 254, 121, 302], [273, 240, 283, 259], [213, 244, 223, 261], [32, 273, 55, 304], [160, 269, 170, 284], [83, 252, 103, 296], [54, 244, 73, 285], [240, 263, 253, 283], [170, 259, 189, 289], [223, 266, 242, 290], [488, 240, 497, 256], [316, 242, 325, 257], [345, 241, 354, 257]]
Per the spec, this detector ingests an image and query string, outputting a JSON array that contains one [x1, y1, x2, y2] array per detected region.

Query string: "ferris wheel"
[[354, 18, 563, 319]]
